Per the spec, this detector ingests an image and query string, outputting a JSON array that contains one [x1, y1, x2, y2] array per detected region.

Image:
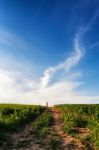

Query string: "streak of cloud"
[[0, 27, 44, 55], [40, 31, 84, 88], [0, 6, 99, 105]]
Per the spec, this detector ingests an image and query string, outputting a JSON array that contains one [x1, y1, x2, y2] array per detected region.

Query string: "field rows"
[[0, 104, 99, 149]]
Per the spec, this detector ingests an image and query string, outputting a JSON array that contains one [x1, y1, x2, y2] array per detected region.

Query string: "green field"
[[1, 104, 99, 150], [0, 104, 46, 149], [55, 104, 99, 149], [0, 104, 44, 131]]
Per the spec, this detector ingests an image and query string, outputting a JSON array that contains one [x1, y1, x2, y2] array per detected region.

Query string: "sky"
[[0, 0, 99, 105]]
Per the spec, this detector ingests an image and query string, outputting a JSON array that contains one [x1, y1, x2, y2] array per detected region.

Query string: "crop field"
[[0, 104, 45, 149], [55, 104, 99, 149], [0, 104, 44, 131], [1, 104, 99, 150]]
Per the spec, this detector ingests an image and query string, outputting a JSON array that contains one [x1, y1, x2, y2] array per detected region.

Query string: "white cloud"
[[0, 29, 96, 106], [40, 33, 84, 89], [0, 10, 99, 106], [58, 33, 84, 70]]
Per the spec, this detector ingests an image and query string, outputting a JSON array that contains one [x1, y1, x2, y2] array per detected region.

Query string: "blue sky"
[[0, 0, 99, 105]]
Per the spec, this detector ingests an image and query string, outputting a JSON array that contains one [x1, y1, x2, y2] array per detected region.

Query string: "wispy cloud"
[[0, 7, 99, 105], [0, 27, 86, 105], [0, 27, 44, 55], [77, 8, 99, 51], [87, 41, 99, 50], [75, 8, 99, 39], [40, 32, 84, 88]]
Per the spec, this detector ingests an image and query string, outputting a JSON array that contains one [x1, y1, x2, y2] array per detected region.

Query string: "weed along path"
[[50, 107, 85, 150]]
